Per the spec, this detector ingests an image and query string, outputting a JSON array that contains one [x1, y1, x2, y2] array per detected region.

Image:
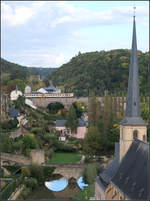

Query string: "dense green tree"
[[30, 165, 44, 183], [25, 177, 38, 189], [88, 94, 101, 127], [66, 105, 78, 133], [21, 167, 31, 177], [72, 101, 86, 118], [48, 50, 149, 96], [23, 134, 38, 149], [83, 164, 97, 185], [14, 95, 25, 112], [1, 134, 13, 153], [83, 126, 102, 156]]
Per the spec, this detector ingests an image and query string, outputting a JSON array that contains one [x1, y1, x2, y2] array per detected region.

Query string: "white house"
[[10, 87, 22, 101]]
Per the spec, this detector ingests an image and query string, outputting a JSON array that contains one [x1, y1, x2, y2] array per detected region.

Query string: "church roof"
[[111, 140, 150, 200], [120, 16, 146, 126], [100, 143, 119, 184]]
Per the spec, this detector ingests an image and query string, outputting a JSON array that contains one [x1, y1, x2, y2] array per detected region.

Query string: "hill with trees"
[[47, 49, 149, 96], [1, 58, 55, 80], [1, 58, 56, 93]]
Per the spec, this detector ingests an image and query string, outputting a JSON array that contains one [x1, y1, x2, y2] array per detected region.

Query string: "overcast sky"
[[1, 1, 149, 68]]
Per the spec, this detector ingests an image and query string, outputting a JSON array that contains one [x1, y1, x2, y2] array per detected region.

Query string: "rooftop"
[[111, 139, 149, 200]]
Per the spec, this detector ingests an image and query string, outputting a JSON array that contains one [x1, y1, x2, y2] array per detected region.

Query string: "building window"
[[133, 130, 138, 140], [143, 135, 146, 141]]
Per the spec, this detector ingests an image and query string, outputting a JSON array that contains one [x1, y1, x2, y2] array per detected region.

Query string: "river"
[[26, 176, 88, 200]]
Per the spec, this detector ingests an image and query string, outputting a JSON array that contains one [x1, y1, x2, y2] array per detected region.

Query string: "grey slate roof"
[[56, 119, 88, 127], [8, 108, 20, 118], [100, 143, 119, 184], [56, 120, 67, 127], [120, 17, 146, 126], [111, 140, 150, 200], [44, 81, 57, 92], [120, 116, 147, 126]]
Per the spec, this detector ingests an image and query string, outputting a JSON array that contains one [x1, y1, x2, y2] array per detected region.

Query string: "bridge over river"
[[43, 163, 85, 180], [1, 153, 85, 180]]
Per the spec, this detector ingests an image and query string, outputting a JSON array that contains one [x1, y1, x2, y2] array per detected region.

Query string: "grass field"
[[47, 152, 82, 163]]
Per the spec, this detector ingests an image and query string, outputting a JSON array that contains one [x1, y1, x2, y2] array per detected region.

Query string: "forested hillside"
[[1, 58, 56, 93], [47, 49, 149, 96], [1, 58, 55, 80]]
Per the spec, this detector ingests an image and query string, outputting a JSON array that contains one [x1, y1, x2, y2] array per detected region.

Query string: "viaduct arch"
[[28, 97, 105, 109]]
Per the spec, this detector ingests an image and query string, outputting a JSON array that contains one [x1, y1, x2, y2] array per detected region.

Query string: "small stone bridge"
[[1, 153, 85, 180], [43, 163, 85, 180]]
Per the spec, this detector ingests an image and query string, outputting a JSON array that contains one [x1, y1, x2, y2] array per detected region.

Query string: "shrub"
[[45, 148, 54, 158], [3, 165, 21, 174], [83, 164, 97, 185], [55, 143, 77, 153], [0, 168, 4, 177], [30, 165, 44, 183], [25, 177, 38, 189], [21, 186, 31, 200], [21, 167, 30, 177], [1, 118, 18, 130], [43, 167, 55, 179]]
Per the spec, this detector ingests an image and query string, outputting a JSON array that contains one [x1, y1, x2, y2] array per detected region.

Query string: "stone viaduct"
[[29, 97, 89, 108], [28, 96, 127, 109]]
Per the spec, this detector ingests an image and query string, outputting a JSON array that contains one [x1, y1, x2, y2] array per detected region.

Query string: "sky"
[[1, 1, 149, 68]]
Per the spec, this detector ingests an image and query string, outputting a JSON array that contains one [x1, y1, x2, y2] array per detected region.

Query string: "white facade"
[[37, 88, 47, 94], [25, 98, 37, 109], [10, 89, 22, 101], [24, 86, 32, 94]]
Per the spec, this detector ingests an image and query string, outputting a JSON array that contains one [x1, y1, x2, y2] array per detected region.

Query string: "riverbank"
[[25, 179, 81, 200]]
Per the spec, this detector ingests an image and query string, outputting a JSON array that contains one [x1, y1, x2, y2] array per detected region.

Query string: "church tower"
[[119, 12, 147, 162]]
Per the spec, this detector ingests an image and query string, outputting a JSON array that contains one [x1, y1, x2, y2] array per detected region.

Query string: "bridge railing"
[[24, 93, 75, 98]]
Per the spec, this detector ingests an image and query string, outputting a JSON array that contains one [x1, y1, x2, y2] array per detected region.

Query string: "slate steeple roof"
[[120, 16, 147, 126]]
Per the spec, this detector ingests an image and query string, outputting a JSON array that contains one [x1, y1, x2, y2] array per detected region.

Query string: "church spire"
[[120, 13, 147, 126]]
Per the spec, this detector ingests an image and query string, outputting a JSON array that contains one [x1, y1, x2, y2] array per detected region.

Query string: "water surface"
[[45, 177, 68, 192]]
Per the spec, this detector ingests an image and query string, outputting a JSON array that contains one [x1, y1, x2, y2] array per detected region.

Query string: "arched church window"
[[133, 130, 138, 140], [143, 135, 146, 141]]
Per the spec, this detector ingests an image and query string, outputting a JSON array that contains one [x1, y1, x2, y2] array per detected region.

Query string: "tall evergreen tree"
[[88, 93, 101, 127], [66, 105, 78, 133], [83, 126, 102, 156]]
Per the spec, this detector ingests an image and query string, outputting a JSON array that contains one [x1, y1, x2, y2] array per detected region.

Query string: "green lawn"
[[47, 152, 82, 163]]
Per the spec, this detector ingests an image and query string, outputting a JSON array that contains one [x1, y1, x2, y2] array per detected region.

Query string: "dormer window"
[[133, 130, 138, 140]]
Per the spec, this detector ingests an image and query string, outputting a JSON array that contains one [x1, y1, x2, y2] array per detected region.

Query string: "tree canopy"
[[47, 49, 149, 96]]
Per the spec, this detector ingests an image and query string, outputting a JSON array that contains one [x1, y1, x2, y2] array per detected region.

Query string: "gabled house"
[[55, 118, 88, 140]]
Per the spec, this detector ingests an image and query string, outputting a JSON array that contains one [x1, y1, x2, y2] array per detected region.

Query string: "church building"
[[95, 12, 149, 200]]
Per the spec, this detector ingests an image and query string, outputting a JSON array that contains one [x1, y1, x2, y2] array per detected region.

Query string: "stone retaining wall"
[[8, 184, 24, 200]]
